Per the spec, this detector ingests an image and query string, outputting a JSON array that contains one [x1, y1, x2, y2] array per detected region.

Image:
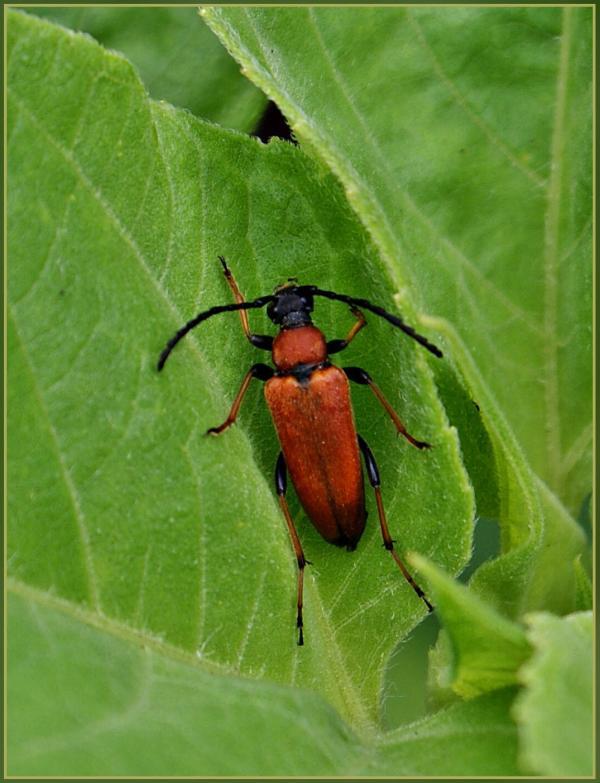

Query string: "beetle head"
[[267, 285, 314, 328]]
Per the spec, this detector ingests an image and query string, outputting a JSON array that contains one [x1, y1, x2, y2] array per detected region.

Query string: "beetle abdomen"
[[265, 366, 365, 548]]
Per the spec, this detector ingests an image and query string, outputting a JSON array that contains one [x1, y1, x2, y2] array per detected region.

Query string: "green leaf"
[[7, 587, 364, 777], [513, 611, 593, 776], [8, 587, 520, 776], [7, 8, 473, 761], [204, 6, 592, 516], [413, 555, 531, 698], [28, 7, 266, 131]]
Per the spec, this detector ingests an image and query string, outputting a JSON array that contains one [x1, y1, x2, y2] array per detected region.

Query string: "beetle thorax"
[[272, 326, 328, 372]]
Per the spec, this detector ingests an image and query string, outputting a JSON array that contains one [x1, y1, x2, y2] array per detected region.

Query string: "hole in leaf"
[[253, 100, 296, 144]]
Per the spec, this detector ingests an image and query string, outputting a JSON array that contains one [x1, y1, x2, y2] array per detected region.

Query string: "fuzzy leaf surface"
[[513, 611, 593, 776]]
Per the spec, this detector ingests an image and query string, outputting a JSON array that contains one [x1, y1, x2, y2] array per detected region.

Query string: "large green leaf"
[[204, 6, 592, 517], [28, 7, 266, 132], [513, 611, 593, 776], [8, 587, 520, 776], [7, 10, 474, 773]]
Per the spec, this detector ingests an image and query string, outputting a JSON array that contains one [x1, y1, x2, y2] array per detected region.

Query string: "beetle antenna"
[[157, 297, 274, 371], [304, 287, 443, 358]]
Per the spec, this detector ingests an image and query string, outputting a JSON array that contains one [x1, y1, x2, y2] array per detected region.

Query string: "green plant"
[[7, 7, 592, 777]]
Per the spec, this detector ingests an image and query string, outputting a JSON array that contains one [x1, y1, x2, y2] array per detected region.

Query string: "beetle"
[[158, 258, 442, 645]]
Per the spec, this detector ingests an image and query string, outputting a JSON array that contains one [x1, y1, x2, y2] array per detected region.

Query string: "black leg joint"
[[344, 366, 372, 385], [275, 452, 287, 496], [358, 435, 381, 488], [250, 334, 274, 351], [250, 363, 274, 381]]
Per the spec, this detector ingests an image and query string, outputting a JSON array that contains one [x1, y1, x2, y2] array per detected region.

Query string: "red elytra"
[[266, 363, 366, 548]]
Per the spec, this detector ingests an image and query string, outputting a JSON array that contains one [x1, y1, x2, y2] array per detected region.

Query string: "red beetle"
[[158, 258, 441, 644]]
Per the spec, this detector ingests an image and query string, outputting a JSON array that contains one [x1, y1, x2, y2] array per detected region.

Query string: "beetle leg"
[[219, 257, 273, 351], [344, 366, 430, 449], [327, 306, 367, 354], [206, 363, 273, 435], [357, 435, 434, 613], [276, 452, 308, 646]]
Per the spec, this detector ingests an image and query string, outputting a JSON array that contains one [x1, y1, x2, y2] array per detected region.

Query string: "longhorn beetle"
[[158, 258, 442, 645]]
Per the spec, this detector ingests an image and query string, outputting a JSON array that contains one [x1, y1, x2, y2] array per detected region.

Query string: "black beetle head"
[[267, 286, 314, 328]]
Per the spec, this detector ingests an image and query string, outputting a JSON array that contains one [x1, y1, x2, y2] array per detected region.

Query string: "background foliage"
[[7, 7, 592, 777]]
